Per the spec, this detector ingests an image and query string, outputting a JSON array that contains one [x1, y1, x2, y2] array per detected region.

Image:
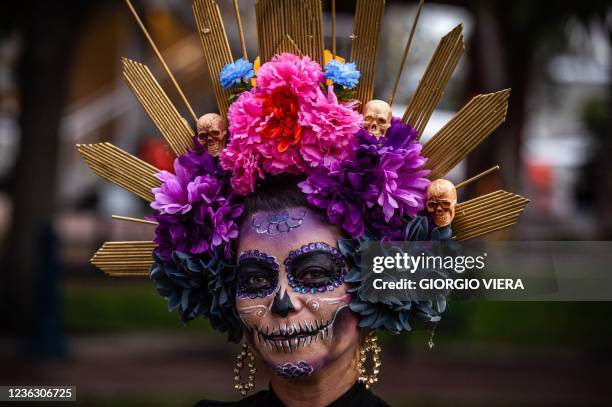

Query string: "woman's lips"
[[260, 319, 329, 341], [254, 319, 332, 352], [267, 330, 318, 342]]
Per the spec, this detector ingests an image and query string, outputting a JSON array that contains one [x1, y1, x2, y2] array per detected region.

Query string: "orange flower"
[[260, 88, 303, 152]]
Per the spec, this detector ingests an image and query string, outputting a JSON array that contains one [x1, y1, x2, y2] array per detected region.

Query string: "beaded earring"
[[357, 331, 382, 390], [233, 343, 256, 396]]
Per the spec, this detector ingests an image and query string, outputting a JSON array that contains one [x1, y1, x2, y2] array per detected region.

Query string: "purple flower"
[[366, 206, 407, 241], [300, 119, 430, 239], [151, 147, 244, 261], [299, 157, 370, 238], [151, 161, 193, 215]]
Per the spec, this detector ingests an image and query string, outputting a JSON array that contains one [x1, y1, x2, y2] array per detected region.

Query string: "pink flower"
[[221, 53, 362, 195], [299, 87, 361, 166], [220, 147, 264, 195], [255, 53, 323, 100]]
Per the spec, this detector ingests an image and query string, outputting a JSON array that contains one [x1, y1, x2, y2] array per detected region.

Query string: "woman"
[[146, 48, 444, 404], [194, 177, 388, 406], [80, 2, 525, 405]]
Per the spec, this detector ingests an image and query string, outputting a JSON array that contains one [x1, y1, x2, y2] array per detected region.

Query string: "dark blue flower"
[[150, 249, 243, 343], [324, 60, 360, 89], [219, 58, 255, 89], [339, 235, 447, 334]]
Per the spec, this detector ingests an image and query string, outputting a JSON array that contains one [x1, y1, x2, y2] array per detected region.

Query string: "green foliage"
[[62, 281, 214, 334], [63, 282, 612, 352]]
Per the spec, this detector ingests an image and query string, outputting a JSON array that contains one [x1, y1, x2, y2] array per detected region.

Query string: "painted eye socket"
[[284, 242, 347, 294], [238, 269, 276, 293], [292, 264, 338, 288], [237, 250, 279, 299]]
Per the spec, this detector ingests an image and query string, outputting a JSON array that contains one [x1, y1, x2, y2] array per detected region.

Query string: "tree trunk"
[[1, 1, 92, 356]]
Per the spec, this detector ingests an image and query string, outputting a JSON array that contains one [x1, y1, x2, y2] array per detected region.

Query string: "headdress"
[[78, 0, 529, 342]]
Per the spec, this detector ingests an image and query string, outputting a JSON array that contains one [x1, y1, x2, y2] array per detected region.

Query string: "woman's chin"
[[255, 340, 331, 374]]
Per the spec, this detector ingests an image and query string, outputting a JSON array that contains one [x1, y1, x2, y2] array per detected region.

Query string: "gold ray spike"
[[256, 0, 324, 65], [193, 0, 234, 117], [350, 0, 385, 107], [452, 190, 529, 241], [90, 241, 156, 276], [77, 143, 160, 202], [455, 165, 500, 190], [331, 0, 336, 58], [285, 0, 323, 65], [122, 58, 194, 157], [256, 0, 283, 64], [422, 89, 510, 180], [112, 215, 158, 226], [124, 0, 198, 123], [276, 34, 303, 56], [389, 0, 424, 107], [402, 24, 464, 136], [233, 0, 248, 60]]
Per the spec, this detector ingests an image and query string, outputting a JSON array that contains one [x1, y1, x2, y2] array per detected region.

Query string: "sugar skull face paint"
[[236, 207, 360, 379], [236, 250, 280, 299], [251, 208, 307, 235], [284, 242, 347, 294]]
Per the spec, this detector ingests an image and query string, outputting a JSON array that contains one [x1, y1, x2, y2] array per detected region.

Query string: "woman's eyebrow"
[[237, 249, 278, 266], [284, 250, 335, 268], [237, 258, 277, 270]]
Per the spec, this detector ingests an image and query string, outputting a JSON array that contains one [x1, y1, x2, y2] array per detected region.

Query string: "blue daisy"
[[219, 58, 255, 89], [324, 59, 361, 89]]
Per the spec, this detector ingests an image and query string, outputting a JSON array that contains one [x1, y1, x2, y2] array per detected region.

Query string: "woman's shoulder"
[[193, 390, 282, 407], [329, 382, 390, 407], [193, 383, 389, 407]]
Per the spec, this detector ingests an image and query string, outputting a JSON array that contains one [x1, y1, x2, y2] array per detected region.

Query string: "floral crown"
[[78, 0, 529, 343]]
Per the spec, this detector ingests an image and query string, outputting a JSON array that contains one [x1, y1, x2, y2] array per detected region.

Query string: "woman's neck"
[[269, 349, 359, 407]]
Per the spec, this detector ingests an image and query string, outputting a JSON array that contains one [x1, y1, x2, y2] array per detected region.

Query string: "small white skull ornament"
[[426, 179, 457, 228], [197, 113, 227, 157], [363, 99, 392, 138]]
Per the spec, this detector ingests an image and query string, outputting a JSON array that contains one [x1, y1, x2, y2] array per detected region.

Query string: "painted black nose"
[[271, 290, 295, 317]]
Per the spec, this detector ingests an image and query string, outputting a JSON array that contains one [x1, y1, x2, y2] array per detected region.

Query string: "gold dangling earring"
[[357, 331, 382, 390], [233, 343, 256, 396]]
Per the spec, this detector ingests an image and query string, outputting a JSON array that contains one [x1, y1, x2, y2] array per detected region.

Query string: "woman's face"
[[236, 206, 360, 379]]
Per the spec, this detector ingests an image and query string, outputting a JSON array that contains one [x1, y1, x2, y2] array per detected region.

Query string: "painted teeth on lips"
[[259, 319, 329, 342]]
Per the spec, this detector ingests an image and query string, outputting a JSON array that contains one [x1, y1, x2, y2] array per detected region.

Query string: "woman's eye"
[[295, 267, 336, 287], [238, 269, 277, 295], [247, 275, 271, 288]]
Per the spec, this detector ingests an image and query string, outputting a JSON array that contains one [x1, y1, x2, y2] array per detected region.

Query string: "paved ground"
[[1, 333, 611, 406]]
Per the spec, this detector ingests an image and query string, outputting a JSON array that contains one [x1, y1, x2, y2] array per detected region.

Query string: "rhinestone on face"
[[236, 249, 279, 299], [281, 242, 347, 294], [268, 211, 290, 223]]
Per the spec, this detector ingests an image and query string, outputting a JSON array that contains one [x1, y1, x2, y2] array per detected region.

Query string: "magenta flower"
[[255, 53, 323, 100], [299, 87, 361, 166], [221, 53, 361, 195]]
